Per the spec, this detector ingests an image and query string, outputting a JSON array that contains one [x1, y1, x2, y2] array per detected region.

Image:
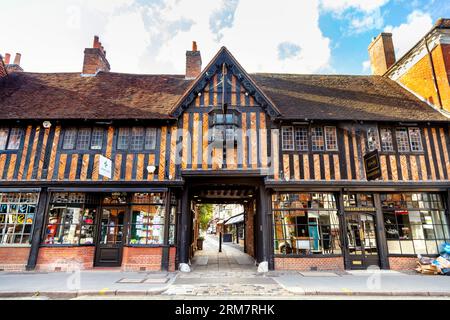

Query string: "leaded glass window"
[[408, 128, 423, 152], [311, 127, 325, 151], [396, 128, 410, 152], [324, 126, 338, 151], [380, 128, 394, 152], [282, 127, 294, 151], [294, 127, 308, 151]]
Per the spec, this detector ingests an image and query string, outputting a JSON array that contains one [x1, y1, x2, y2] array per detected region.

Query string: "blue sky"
[[1, 0, 449, 75]]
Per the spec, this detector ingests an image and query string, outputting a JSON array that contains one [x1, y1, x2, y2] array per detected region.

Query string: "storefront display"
[[272, 193, 341, 255], [382, 193, 450, 255], [0, 192, 39, 245], [44, 193, 97, 245]]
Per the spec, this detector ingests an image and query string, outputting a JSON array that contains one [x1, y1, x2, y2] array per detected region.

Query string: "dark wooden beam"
[[26, 187, 48, 270]]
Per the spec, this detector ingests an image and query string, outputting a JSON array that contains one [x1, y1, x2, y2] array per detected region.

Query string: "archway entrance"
[[177, 176, 271, 272]]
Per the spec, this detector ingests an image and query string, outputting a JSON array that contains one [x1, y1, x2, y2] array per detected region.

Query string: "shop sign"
[[99, 155, 112, 179], [364, 149, 381, 181], [344, 207, 376, 212]]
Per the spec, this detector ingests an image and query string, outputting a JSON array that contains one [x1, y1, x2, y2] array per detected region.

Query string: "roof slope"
[[252, 73, 449, 122], [0, 72, 192, 120], [0, 70, 448, 122]]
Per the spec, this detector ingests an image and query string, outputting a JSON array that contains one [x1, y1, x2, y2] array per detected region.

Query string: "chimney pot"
[[13, 53, 21, 65], [192, 41, 197, 52], [93, 36, 101, 48], [368, 32, 396, 75], [4, 53, 11, 64]]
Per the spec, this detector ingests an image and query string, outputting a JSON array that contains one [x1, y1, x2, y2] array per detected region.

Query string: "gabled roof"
[[170, 46, 281, 119]]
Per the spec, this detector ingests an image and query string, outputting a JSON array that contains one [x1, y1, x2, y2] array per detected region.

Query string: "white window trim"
[[281, 126, 295, 151], [408, 127, 423, 152], [395, 127, 410, 153], [324, 126, 338, 151]]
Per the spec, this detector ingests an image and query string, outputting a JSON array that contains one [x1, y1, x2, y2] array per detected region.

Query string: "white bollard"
[[179, 263, 191, 273], [257, 261, 269, 273]]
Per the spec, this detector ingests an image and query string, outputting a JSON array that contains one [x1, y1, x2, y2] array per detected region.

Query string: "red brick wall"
[[169, 247, 176, 272], [0, 247, 30, 271], [274, 256, 345, 271], [36, 247, 95, 271], [388, 256, 417, 270], [398, 44, 450, 112], [122, 247, 163, 271]]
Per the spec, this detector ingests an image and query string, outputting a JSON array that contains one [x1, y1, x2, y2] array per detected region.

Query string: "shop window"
[[324, 126, 338, 151], [408, 128, 423, 152], [127, 193, 166, 245], [0, 192, 39, 245], [272, 193, 341, 256], [294, 127, 308, 151], [367, 127, 380, 151], [62, 127, 104, 151], [44, 193, 98, 245], [395, 128, 410, 152], [381, 193, 449, 255], [0, 127, 23, 151], [117, 127, 157, 151], [380, 128, 394, 152], [343, 193, 374, 208]]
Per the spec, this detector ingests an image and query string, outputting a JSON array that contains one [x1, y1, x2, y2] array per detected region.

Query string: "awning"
[[225, 213, 244, 225]]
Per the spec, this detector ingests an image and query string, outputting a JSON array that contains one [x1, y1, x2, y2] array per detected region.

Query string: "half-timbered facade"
[[0, 29, 449, 272]]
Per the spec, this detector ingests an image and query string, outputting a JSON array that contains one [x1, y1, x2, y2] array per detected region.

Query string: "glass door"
[[94, 207, 125, 267], [345, 213, 380, 269]]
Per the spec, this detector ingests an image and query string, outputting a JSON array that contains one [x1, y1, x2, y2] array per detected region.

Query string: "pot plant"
[[197, 236, 205, 250]]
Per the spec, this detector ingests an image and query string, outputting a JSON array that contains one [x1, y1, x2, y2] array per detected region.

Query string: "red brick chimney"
[[82, 35, 111, 75], [5, 53, 24, 73], [368, 33, 396, 75], [185, 41, 202, 79], [0, 54, 7, 78], [4, 53, 11, 65]]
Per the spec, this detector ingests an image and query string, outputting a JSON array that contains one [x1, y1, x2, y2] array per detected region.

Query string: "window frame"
[[116, 127, 158, 152], [324, 126, 338, 151], [62, 127, 105, 151], [408, 127, 423, 152], [379, 127, 395, 153], [281, 126, 295, 151], [395, 127, 411, 153], [0, 127, 24, 152]]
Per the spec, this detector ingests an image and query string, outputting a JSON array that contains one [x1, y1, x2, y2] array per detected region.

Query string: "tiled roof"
[[252, 73, 449, 122], [0, 71, 192, 120], [0, 70, 448, 122]]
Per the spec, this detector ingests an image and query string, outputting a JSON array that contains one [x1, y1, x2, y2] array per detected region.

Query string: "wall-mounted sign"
[[99, 155, 112, 179], [344, 207, 376, 212], [364, 149, 381, 181]]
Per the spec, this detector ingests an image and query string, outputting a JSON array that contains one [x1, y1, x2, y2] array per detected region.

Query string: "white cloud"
[[362, 59, 371, 72], [321, 0, 389, 34], [0, 0, 332, 74], [321, 0, 389, 13], [384, 10, 433, 59]]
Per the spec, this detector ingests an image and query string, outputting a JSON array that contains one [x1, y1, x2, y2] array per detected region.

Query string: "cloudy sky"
[[1, 0, 449, 75]]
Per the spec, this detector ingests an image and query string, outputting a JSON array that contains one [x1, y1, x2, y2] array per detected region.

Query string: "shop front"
[[271, 190, 450, 271], [35, 190, 178, 271]]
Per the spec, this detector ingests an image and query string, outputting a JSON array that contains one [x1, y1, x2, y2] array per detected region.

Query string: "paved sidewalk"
[[0, 270, 175, 299]]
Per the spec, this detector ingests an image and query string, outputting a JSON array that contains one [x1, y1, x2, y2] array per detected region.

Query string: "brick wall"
[[244, 202, 255, 258], [169, 247, 176, 272], [388, 256, 417, 271], [0, 247, 30, 271], [121, 247, 163, 271], [398, 44, 450, 112], [274, 256, 345, 271], [36, 247, 95, 271]]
